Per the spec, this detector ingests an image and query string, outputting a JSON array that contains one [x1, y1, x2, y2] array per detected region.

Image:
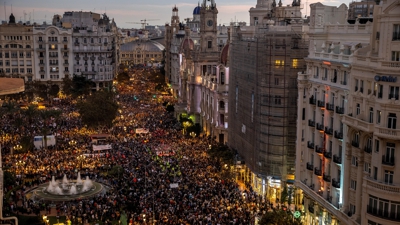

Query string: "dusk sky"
[[4, 0, 349, 29]]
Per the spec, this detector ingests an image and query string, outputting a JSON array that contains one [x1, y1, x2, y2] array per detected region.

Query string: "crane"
[[126, 18, 160, 30]]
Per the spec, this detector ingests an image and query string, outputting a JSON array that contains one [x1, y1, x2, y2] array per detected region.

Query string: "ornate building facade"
[[295, 1, 400, 224], [165, 0, 230, 143], [32, 25, 74, 84], [61, 12, 120, 90], [0, 14, 34, 82]]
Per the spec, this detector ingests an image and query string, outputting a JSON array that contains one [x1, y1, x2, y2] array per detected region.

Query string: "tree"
[[76, 90, 119, 129], [258, 209, 302, 225], [70, 75, 94, 99], [208, 143, 235, 166], [62, 77, 73, 97], [116, 71, 130, 83]]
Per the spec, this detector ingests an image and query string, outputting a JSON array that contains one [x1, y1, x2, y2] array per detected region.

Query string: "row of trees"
[[23, 75, 96, 102]]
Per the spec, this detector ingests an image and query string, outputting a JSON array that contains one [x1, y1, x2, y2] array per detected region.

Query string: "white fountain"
[[45, 173, 94, 195]]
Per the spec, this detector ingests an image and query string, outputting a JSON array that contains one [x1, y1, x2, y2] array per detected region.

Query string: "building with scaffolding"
[[294, 0, 400, 224], [228, 0, 308, 200]]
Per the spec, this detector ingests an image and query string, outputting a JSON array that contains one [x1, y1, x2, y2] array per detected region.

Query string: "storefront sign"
[[374, 75, 397, 82]]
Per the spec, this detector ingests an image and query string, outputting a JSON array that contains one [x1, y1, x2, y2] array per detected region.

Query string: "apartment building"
[[0, 14, 34, 82], [32, 24, 74, 84], [62, 11, 120, 90], [295, 1, 400, 224]]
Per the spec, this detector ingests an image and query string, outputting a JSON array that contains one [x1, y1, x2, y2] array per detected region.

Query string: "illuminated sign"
[[374, 75, 397, 83]]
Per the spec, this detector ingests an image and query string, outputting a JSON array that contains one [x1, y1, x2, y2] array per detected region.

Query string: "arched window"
[[26, 45, 31, 48], [219, 101, 225, 109]]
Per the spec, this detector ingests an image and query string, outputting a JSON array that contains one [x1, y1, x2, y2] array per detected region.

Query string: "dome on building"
[[193, 6, 201, 15], [220, 43, 229, 66], [120, 40, 165, 52], [180, 38, 194, 52]]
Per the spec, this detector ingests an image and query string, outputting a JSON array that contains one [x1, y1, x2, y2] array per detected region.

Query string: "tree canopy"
[[258, 209, 302, 225], [76, 90, 119, 129]]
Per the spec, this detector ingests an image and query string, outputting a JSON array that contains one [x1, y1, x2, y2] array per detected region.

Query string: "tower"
[[199, 0, 218, 52], [171, 5, 180, 34]]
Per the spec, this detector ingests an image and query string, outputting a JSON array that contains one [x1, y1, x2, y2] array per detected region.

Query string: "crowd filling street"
[[0, 68, 271, 225]]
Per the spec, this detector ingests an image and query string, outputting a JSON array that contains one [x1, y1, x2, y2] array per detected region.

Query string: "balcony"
[[325, 127, 333, 135], [63, 55, 69, 59], [324, 151, 332, 159], [74, 42, 80, 46], [340, 81, 347, 85], [307, 141, 314, 149], [104, 42, 108, 45], [39, 70, 45, 74], [364, 146, 372, 154], [389, 94, 399, 100], [37, 48, 45, 52], [365, 176, 400, 193], [308, 119, 315, 127], [382, 155, 395, 166], [343, 115, 374, 133], [331, 77, 337, 83], [316, 123, 324, 131], [326, 103, 334, 111], [336, 106, 344, 114], [323, 173, 331, 182], [306, 163, 314, 171], [317, 100, 325, 107], [333, 155, 342, 164], [314, 167, 322, 176], [367, 205, 400, 222], [309, 97, 316, 105], [61, 48, 69, 52], [38, 62, 45, 66], [62, 40, 68, 44], [315, 146, 324, 154], [351, 141, 359, 148], [49, 55, 58, 58], [374, 127, 400, 140], [334, 130, 343, 139], [332, 178, 341, 188], [63, 63, 69, 66]]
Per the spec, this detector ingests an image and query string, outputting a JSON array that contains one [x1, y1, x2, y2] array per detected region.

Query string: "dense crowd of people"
[[0, 68, 270, 225]]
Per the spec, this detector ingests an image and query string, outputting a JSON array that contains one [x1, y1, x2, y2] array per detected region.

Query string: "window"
[[235, 86, 238, 113], [369, 107, 374, 123], [207, 41, 212, 48], [356, 103, 360, 115], [220, 72, 225, 85], [65, 67, 68, 72], [377, 110, 381, 124], [373, 167, 378, 180], [323, 68, 328, 80], [275, 60, 284, 66], [350, 180, 357, 190], [389, 86, 399, 100], [355, 79, 359, 91], [292, 59, 298, 68], [63, 37, 67, 42], [316, 67, 319, 77], [360, 80, 364, 93], [384, 170, 394, 184], [393, 24, 400, 41], [349, 204, 356, 215], [388, 113, 397, 129], [385, 143, 395, 163], [251, 93, 254, 122], [393, 51, 400, 61], [84, 38, 87, 43], [364, 162, 371, 175], [274, 78, 279, 85], [375, 139, 380, 153], [351, 156, 358, 167]]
